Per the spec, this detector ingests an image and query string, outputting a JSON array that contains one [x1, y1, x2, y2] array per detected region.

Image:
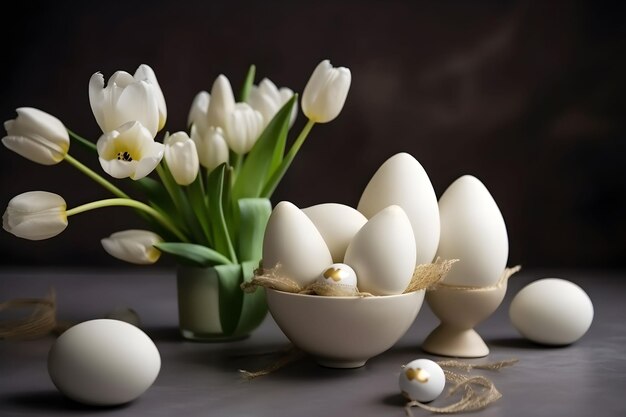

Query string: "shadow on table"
[[488, 337, 555, 350], [4, 390, 130, 412]]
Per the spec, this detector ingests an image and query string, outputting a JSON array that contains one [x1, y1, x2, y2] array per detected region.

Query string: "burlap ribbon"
[[242, 258, 459, 296], [0, 289, 68, 340]]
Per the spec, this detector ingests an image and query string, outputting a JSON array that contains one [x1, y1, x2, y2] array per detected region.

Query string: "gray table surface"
[[1, 268, 624, 417]]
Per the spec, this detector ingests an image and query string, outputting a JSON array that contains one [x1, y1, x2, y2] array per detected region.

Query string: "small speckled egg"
[[399, 359, 445, 403], [314, 263, 358, 296], [48, 319, 160, 406]]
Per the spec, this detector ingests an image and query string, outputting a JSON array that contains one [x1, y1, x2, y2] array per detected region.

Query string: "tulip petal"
[[132, 141, 164, 180], [188, 91, 210, 129], [102, 229, 162, 264], [2, 108, 69, 165], [2, 191, 67, 240], [206, 74, 235, 129], [116, 80, 159, 137], [302, 60, 351, 123], [134, 64, 167, 131]]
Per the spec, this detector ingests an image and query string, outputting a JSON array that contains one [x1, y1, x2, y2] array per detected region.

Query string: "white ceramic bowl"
[[266, 289, 425, 368]]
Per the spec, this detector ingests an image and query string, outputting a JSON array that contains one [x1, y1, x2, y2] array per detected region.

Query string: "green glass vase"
[[177, 262, 267, 342]]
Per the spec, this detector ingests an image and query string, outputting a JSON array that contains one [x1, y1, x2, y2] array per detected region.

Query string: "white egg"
[[314, 263, 359, 296], [357, 153, 440, 264], [344, 205, 416, 295], [437, 175, 508, 287], [399, 359, 445, 403], [48, 319, 160, 406], [263, 201, 333, 288], [303, 203, 367, 263], [510, 278, 594, 345]]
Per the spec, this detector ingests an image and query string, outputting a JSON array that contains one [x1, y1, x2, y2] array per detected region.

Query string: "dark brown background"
[[1, 1, 624, 268]]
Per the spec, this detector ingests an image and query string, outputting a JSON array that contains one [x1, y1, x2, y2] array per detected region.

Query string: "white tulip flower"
[[225, 103, 263, 155], [187, 90, 210, 131], [206, 75, 235, 130], [164, 131, 199, 186], [191, 125, 229, 171], [97, 121, 164, 180], [134, 64, 168, 131], [247, 78, 297, 128], [302, 60, 351, 123], [89, 69, 160, 137], [2, 107, 69, 165], [2, 191, 67, 240], [101, 229, 162, 264]]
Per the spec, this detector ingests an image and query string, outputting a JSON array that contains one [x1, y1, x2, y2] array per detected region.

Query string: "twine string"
[[0, 290, 60, 340]]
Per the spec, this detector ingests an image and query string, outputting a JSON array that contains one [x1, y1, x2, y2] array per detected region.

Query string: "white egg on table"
[[263, 201, 333, 288], [437, 175, 508, 287], [48, 319, 160, 406], [303, 203, 367, 263], [509, 278, 594, 345], [345, 205, 416, 295], [399, 359, 445, 403], [357, 153, 440, 264], [314, 263, 359, 296]]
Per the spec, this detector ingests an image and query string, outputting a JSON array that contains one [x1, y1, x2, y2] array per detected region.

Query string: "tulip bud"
[[206, 75, 235, 130], [302, 60, 351, 123], [134, 64, 168, 132], [2, 191, 68, 240], [247, 78, 297, 128], [89, 69, 160, 137], [2, 107, 70, 165], [191, 125, 229, 171], [187, 91, 210, 130], [101, 229, 162, 264], [96, 121, 164, 180], [224, 103, 263, 155], [164, 131, 199, 186]]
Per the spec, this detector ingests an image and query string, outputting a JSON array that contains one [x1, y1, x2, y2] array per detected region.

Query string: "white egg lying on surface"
[[263, 201, 333, 288], [358, 153, 440, 264], [314, 263, 358, 296], [48, 319, 160, 406], [437, 175, 508, 287], [303, 203, 367, 263], [399, 359, 445, 403], [345, 205, 416, 295], [509, 278, 593, 345]]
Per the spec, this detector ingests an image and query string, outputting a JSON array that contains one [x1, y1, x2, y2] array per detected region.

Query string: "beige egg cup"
[[266, 289, 425, 368], [422, 267, 519, 358]]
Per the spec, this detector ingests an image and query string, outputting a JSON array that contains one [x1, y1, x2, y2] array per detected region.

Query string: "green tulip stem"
[[66, 198, 189, 242], [63, 154, 130, 199], [261, 118, 316, 198], [67, 129, 97, 152]]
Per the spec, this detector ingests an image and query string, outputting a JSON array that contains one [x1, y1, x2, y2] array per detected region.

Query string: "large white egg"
[[357, 153, 440, 264], [303, 203, 367, 263], [509, 278, 593, 345], [344, 205, 416, 295], [437, 175, 508, 287], [263, 201, 333, 288], [48, 319, 160, 406]]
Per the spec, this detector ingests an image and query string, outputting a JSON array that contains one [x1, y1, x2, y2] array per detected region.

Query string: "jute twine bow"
[[404, 359, 518, 415], [0, 289, 68, 340], [241, 258, 459, 296]]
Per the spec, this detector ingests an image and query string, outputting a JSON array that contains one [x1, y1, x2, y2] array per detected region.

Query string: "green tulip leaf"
[[154, 242, 232, 267], [237, 198, 271, 263], [231, 95, 297, 201], [215, 263, 244, 335], [234, 260, 268, 335], [207, 164, 237, 263], [239, 64, 256, 102]]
